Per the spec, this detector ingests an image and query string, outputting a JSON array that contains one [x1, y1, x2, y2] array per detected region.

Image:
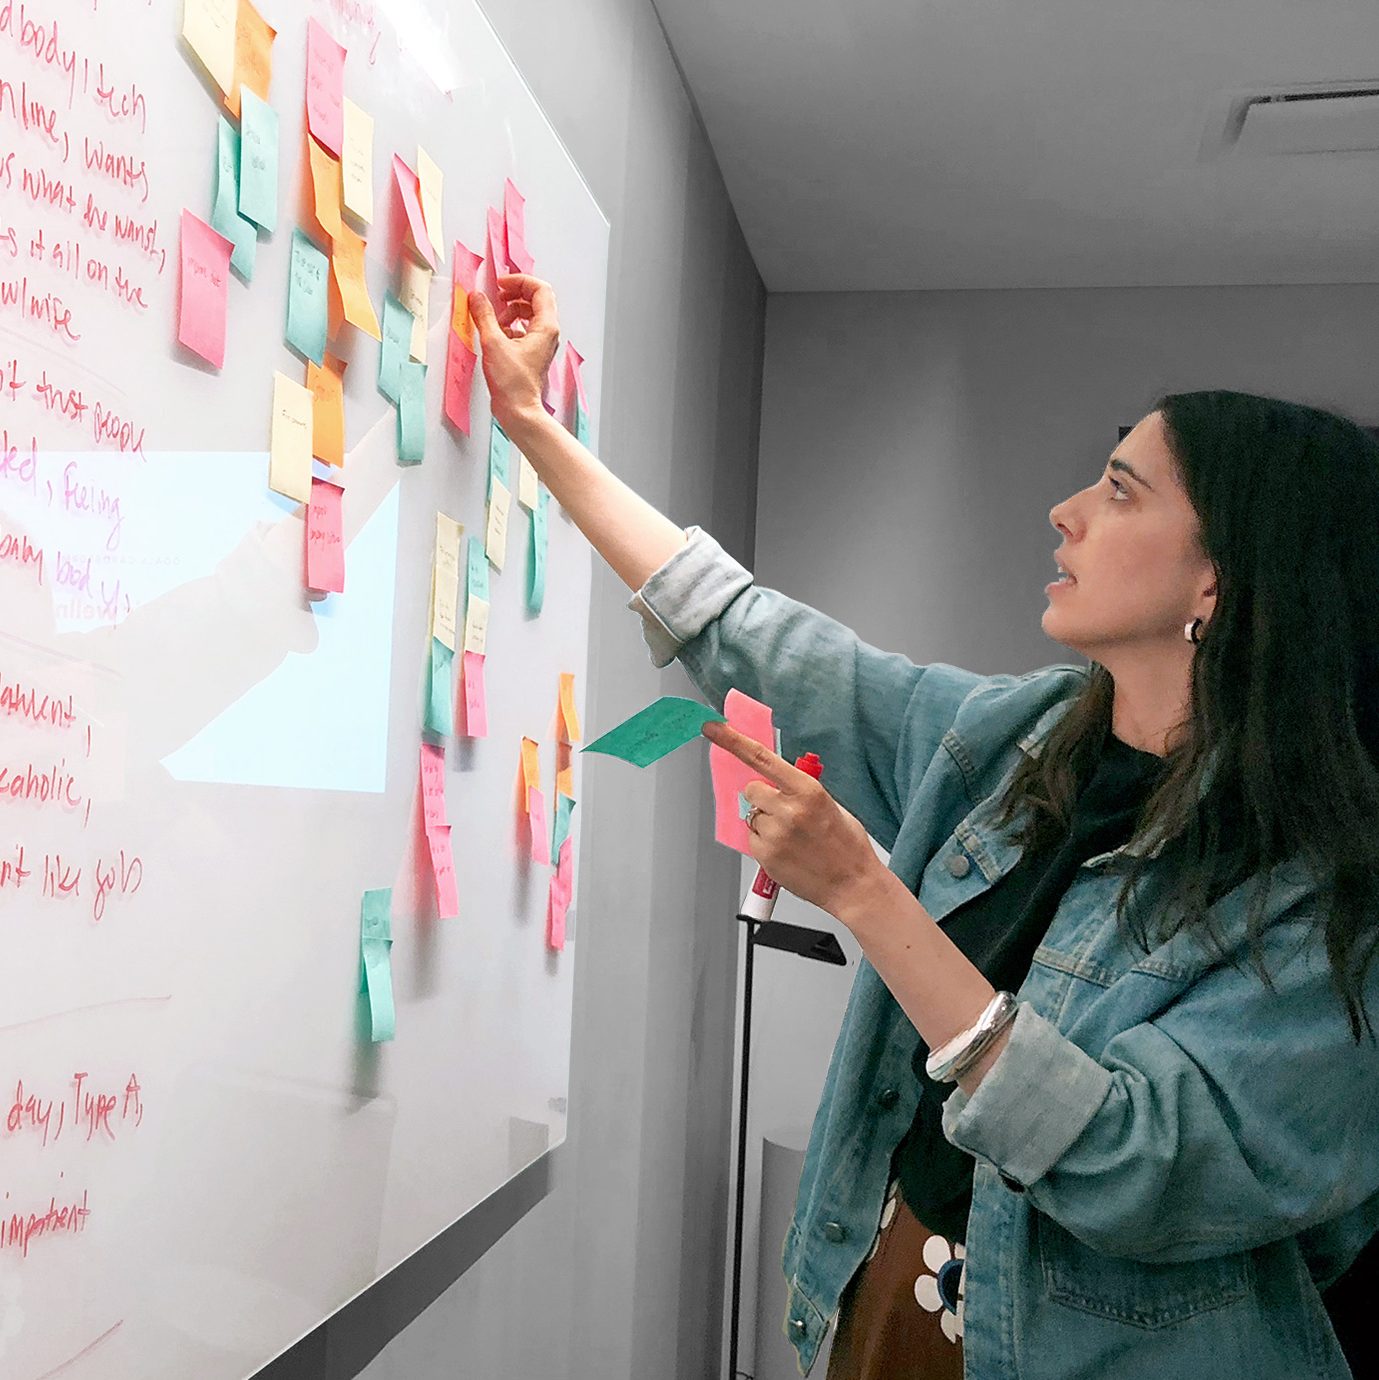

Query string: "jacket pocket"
[[1037, 1211, 1252, 1329]]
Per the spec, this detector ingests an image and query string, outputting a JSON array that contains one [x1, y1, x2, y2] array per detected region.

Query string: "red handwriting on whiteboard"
[[4, 1072, 145, 1148], [90, 848, 141, 922], [0, 1185, 92, 1258]]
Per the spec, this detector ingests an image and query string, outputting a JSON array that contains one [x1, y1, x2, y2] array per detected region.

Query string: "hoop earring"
[[1184, 617, 1203, 645]]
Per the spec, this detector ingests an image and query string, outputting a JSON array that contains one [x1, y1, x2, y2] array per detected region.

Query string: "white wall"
[[346, 2, 767, 1379], [732, 282, 1379, 1370]]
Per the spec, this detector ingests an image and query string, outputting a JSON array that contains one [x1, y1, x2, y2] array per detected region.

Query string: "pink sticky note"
[[306, 477, 345, 592], [178, 209, 233, 368], [529, 786, 550, 865], [565, 341, 589, 410], [426, 824, 459, 918], [443, 330, 476, 434], [305, 19, 345, 157], [547, 835, 573, 950], [709, 688, 775, 855], [393, 155, 436, 268], [504, 178, 534, 275], [483, 204, 508, 297], [462, 650, 488, 737], [420, 740, 447, 827], [452, 238, 483, 296]]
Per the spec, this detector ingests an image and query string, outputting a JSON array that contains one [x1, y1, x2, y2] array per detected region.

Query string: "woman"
[[470, 276, 1379, 1379]]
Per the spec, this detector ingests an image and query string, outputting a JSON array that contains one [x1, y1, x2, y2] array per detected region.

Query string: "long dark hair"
[[988, 389, 1379, 1043]]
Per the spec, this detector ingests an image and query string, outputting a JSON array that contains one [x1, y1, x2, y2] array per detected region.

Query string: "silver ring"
[[745, 805, 763, 833]]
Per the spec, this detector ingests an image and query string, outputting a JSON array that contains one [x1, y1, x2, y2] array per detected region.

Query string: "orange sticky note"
[[462, 651, 488, 737], [331, 221, 381, 340], [420, 740, 447, 828], [710, 688, 775, 856], [178, 209, 233, 369], [556, 740, 574, 799], [393, 155, 436, 268], [443, 330, 476, 434], [520, 736, 541, 808], [451, 240, 483, 344], [558, 673, 581, 743], [182, 0, 236, 97], [426, 824, 459, 918], [305, 17, 344, 157], [225, 0, 275, 118], [307, 354, 345, 465], [308, 137, 343, 239], [306, 476, 345, 593]]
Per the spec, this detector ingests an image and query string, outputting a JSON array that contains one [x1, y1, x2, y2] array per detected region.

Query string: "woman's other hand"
[[468, 274, 562, 435]]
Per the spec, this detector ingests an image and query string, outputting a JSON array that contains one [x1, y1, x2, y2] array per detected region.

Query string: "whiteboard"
[[0, 0, 607, 1375]]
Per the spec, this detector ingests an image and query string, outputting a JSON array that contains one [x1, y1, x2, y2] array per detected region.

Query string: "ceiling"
[[648, 0, 1379, 291]]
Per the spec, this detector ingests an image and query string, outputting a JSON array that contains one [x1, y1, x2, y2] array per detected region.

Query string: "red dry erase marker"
[[737, 751, 824, 922]]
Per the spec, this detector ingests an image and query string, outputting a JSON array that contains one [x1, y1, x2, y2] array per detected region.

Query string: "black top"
[[892, 730, 1170, 1244]]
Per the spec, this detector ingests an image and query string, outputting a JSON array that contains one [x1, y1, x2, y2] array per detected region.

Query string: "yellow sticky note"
[[558, 673, 582, 742], [520, 736, 541, 806], [517, 453, 538, 511], [463, 596, 489, 656], [269, 371, 313, 503], [308, 137, 342, 239], [225, 0, 275, 118], [183, 0, 236, 96], [417, 146, 444, 266], [342, 98, 374, 223], [307, 353, 346, 466], [398, 258, 432, 364], [432, 513, 463, 650], [485, 478, 511, 571], [331, 221, 382, 340]]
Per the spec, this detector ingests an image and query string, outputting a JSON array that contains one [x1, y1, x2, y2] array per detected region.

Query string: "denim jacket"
[[630, 528, 1379, 1379]]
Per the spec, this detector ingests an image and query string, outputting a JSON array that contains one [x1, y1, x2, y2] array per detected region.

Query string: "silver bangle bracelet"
[[925, 991, 1019, 1084]]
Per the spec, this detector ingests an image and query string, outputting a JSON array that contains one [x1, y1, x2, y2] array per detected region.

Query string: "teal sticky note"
[[467, 534, 489, 605], [488, 418, 509, 496], [552, 792, 576, 856], [397, 360, 426, 462], [238, 89, 278, 232], [359, 887, 394, 1043], [425, 636, 453, 735], [212, 117, 257, 279], [286, 228, 328, 365], [526, 487, 548, 614], [379, 293, 412, 403], [575, 397, 590, 448], [582, 696, 725, 768]]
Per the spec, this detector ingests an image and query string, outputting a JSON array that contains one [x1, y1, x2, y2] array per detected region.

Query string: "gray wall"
[[351, 2, 766, 1379], [732, 282, 1379, 1370]]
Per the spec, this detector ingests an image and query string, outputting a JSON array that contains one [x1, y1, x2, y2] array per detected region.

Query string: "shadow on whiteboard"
[[137, 1061, 396, 1371]]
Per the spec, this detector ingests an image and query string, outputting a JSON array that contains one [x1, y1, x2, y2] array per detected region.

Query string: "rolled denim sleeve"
[[628, 527, 988, 851], [942, 909, 1379, 1264]]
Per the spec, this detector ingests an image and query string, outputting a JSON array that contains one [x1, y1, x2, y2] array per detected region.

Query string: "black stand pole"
[[727, 917, 846, 1380]]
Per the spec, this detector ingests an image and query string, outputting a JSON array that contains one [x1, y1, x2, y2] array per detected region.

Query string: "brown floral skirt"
[[825, 1176, 966, 1380]]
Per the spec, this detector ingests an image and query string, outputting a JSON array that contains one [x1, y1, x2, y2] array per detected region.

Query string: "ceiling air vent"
[[1214, 84, 1379, 156]]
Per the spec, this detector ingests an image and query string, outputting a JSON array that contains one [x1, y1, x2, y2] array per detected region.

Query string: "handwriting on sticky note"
[[212, 117, 257, 279], [379, 293, 412, 402], [342, 97, 374, 222], [526, 489, 549, 614], [420, 740, 447, 828], [238, 89, 279, 232], [307, 353, 346, 466], [426, 824, 459, 918], [463, 595, 489, 657], [443, 330, 476, 434], [487, 417, 510, 493], [306, 18, 345, 157], [287, 229, 328, 365], [432, 513, 462, 650], [517, 453, 539, 510], [226, 0, 275, 119], [582, 697, 725, 768], [182, 0, 236, 96], [397, 360, 426, 462], [462, 650, 488, 737], [398, 258, 432, 363], [485, 480, 511, 570], [332, 221, 381, 340], [269, 371, 313, 502], [710, 688, 775, 855], [178, 210, 233, 368], [309, 137, 343, 239], [306, 477, 345, 592]]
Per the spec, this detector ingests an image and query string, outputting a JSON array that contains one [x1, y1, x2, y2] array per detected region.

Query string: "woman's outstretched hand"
[[702, 719, 894, 924], [468, 274, 562, 435]]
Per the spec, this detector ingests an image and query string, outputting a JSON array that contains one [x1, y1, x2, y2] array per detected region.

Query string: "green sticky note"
[[575, 397, 590, 448], [488, 418, 509, 496], [379, 293, 412, 403], [212, 117, 257, 279], [582, 696, 725, 768], [398, 360, 426, 462], [286, 228, 328, 364], [467, 534, 489, 604], [526, 487, 548, 614], [552, 792, 576, 855], [425, 636, 453, 735], [359, 887, 394, 1043], [238, 89, 278, 232]]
